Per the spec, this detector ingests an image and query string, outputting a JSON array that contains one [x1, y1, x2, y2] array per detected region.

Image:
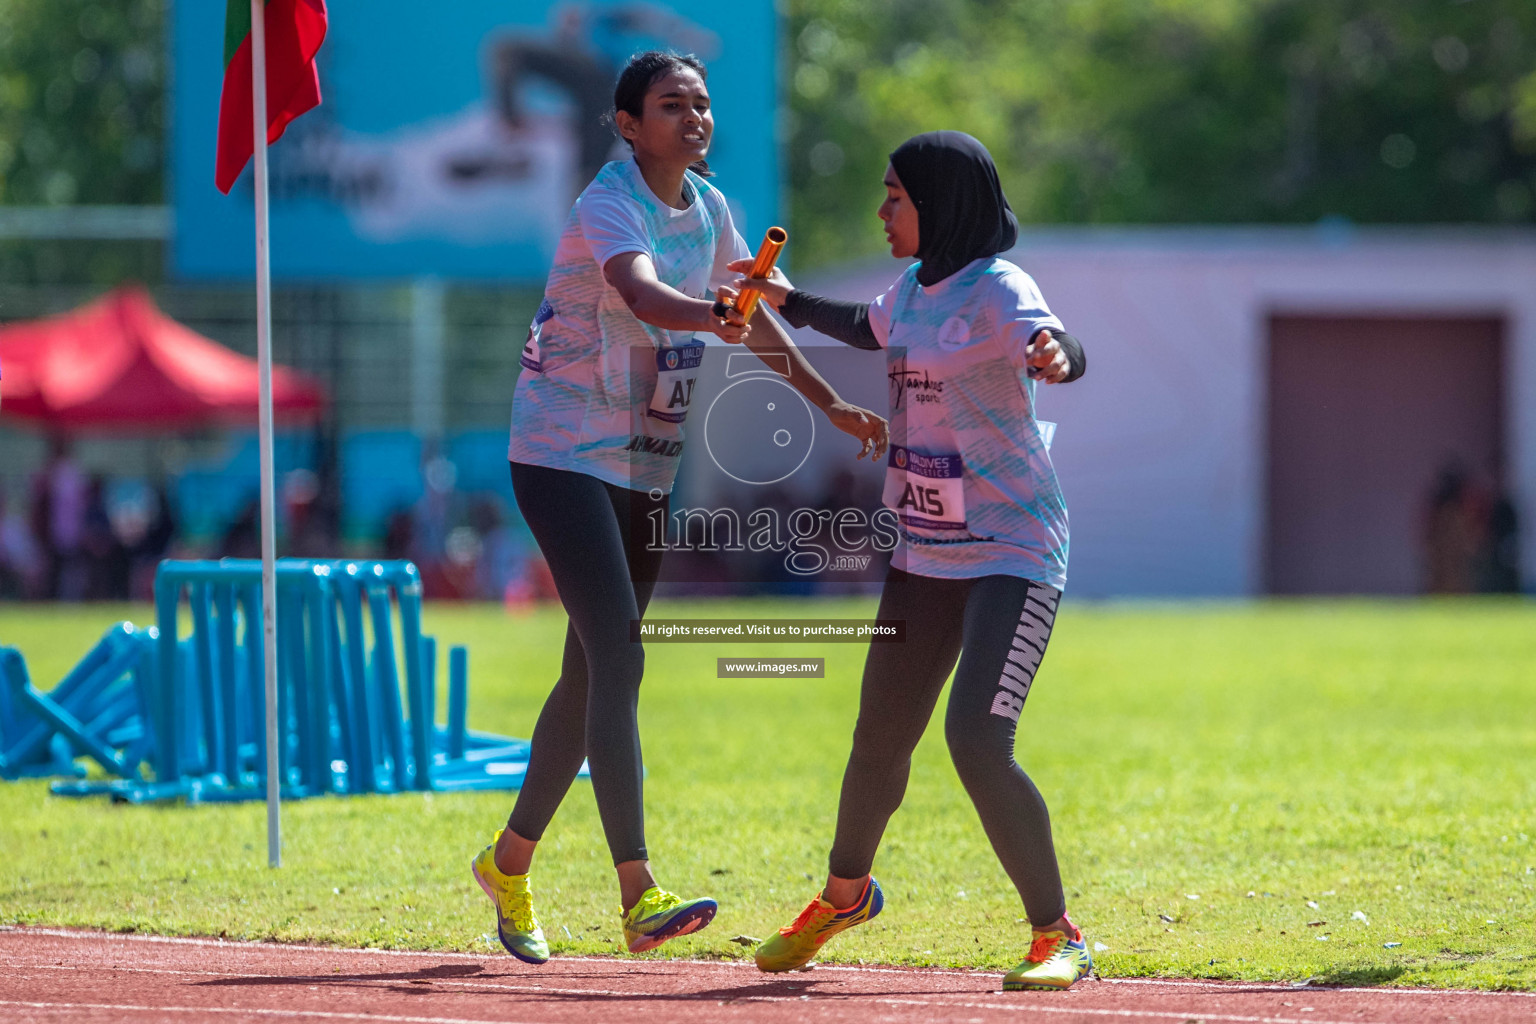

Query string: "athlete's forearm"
[[780, 290, 880, 351], [603, 251, 719, 332], [742, 309, 844, 412], [622, 280, 718, 332]]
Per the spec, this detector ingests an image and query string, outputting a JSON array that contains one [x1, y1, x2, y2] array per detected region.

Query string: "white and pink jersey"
[[870, 257, 1069, 589], [509, 158, 750, 494]]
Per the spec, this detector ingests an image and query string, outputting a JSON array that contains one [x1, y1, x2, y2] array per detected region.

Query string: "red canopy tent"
[[0, 285, 324, 429]]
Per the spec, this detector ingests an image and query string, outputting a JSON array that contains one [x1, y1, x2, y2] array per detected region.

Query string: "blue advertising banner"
[[172, 1, 779, 281]]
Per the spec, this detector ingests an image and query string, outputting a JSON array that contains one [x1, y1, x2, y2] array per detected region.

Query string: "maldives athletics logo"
[[938, 316, 971, 350]]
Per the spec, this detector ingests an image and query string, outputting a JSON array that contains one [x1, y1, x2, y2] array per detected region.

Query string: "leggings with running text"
[[505, 461, 666, 865], [828, 566, 1067, 926]]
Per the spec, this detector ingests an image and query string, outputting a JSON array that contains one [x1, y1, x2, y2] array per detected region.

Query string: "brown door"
[[1266, 315, 1504, 595]]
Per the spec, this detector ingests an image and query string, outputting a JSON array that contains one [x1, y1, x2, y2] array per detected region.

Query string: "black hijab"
[[888, 131, 1018, 287]]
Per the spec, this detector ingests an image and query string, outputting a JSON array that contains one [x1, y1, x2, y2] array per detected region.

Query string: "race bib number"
[[521, 299, 553, 373], [647, 340, 706, 424], [883, 445, 966, 532]]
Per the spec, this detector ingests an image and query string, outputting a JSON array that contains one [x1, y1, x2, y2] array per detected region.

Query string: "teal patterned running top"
[[871, 256, 1070, 588], [508, 158, 749, 494]]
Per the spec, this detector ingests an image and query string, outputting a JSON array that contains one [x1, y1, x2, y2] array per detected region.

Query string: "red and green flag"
[[215, 0, 328, 194]]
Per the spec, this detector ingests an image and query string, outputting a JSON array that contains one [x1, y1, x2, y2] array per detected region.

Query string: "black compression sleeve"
[[1048, 328, 1087, 383], [779, 290, 880, 351]]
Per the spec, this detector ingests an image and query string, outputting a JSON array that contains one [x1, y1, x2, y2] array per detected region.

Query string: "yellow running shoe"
[[471, 831, 549, 964], [621, 886, 718, 953], [754, 876, 883, 973], [1003, 925, 1093, 990]]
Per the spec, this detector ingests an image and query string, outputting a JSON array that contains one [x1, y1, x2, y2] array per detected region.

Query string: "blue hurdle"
[[7, 557, 557, 804], [0, 623, 154, 782]]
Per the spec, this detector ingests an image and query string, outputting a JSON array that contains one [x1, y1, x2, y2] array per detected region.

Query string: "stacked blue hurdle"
[[0, 559, 557, 803], [0, 623, 155, 782]]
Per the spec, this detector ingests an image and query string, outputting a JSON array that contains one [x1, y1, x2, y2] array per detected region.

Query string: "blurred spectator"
[[740, 481, 815, 595], [128, 481, 179, 599], [442, 525, 482, 598], [29, 434, 89, 600], [281, 468, 336, 557], [82, 474, 129, 600], [1478, 493, 1521, 594], [382, 506, 414, 561], [1422, 461, 1520, 594], [0, 482, 44, 599], [411, 454, 458, 597], [471, 497, 543, 604], [220, 498, 262, 559], [814, 467, 889, 587], [1424, 463, 1483, 593]]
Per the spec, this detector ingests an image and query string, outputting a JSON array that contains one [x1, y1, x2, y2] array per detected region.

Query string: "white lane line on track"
[[862, 997, 1391, 1024], [0, 927, 499, 963], [0, 1001, 543, 1024], [5, 962, 634, 1000], [0, 963, 1402, 1024], [0, 994, 1398, 1024], [4, 927, 1531, 1000]]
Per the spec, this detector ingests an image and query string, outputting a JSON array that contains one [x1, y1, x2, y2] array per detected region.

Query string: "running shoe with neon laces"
[[1003, 925, 1093, 991], [621, 886, 718, 953], [471, 832, 550, 964], [754, 876, 884, 973]]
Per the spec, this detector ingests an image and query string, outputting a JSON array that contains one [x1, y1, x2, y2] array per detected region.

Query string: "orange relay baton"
[[733, 226, 788, 323]]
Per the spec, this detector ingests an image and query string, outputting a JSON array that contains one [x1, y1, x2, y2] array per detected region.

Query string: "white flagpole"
[[250, 0, 282, 869]]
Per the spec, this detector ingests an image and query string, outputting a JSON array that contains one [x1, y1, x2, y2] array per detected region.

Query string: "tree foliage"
[[786, 0, 1536, 268], [0, 1, 165, 283], [0, 0, 164, 206]]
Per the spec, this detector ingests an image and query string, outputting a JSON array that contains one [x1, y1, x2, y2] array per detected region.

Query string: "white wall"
[[792, 227, 1536, 597]]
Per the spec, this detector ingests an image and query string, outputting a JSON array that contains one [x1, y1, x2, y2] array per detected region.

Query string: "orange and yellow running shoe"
[[754, 876, 884, 972], [1003, 925, 1093, 990]]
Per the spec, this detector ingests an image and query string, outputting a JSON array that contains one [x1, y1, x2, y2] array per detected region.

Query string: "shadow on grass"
[[1312, 965, 1407, 987]]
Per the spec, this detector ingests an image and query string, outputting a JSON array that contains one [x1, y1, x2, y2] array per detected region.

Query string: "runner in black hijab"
[[728, 130, 1095, 991], [889, 130, 1019, 287]]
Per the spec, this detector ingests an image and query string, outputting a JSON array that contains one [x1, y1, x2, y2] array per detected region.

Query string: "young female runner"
[[472, 51, 887, 964], [730, 130, 1092, 990]]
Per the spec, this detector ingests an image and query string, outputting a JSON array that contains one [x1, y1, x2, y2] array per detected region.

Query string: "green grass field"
[[2, 597, 1533, 989]]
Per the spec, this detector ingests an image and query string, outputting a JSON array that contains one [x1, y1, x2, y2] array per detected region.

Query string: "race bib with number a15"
[[883, 445, 967, 532], [647, 339, 706, 424], [521, 299, 553, 373]]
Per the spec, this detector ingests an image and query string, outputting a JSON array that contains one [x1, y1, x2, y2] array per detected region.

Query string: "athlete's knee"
[[944, 704, 1012, 780], [551, 659, 591, 699], [847, 714, 917, 775], [604, 640, 645, 690]]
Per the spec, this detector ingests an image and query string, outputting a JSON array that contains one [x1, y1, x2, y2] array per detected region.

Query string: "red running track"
[[1, 926, 1532, 1024]]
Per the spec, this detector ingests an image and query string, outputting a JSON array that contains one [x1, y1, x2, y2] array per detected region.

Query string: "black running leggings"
[[828, 567, 1067, 927], [505, 461, 666, 865]]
